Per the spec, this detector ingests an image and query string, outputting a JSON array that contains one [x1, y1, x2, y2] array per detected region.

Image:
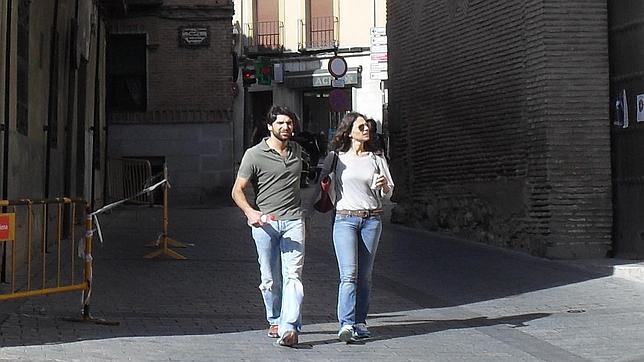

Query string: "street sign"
[[371, 63, 388, 72], [179, 26, 210, 47], [331, 78, 345, 88], [370, 27, 388, 81], [371, 53, 388, 62], [328, 56, 348, 78], [370, 72, 388, 80], [370, 44, 387, 53], [371, 27, 386, 36], [370, 35, 388, 46]]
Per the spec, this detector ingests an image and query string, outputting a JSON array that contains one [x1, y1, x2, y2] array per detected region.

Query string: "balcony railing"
[[298, 16, 338, 51], [244, 21, 284, 54]]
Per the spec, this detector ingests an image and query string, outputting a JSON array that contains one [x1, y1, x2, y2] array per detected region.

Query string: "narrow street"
[[0, 190, 643, 361]]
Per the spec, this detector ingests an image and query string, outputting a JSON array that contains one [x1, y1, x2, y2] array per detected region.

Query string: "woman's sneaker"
[[353, 323, 371, 338], [338, 325, 355, 343]]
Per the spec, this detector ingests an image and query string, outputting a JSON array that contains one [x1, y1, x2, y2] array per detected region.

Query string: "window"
[[308, 0, 335, 49], [107, 34, 147, 111], [17, 0, 30, 135], [250, 0, 282, 50]]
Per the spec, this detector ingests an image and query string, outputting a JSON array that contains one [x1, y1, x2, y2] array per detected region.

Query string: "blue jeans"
[[251, 218, 305, 334], [332, 214, 382, 328]]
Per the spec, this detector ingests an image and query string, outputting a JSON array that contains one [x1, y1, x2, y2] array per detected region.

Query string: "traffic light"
[[242, 65, 256, 86]]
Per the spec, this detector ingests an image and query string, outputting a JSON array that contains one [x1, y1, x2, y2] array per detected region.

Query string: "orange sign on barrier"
[[0, 213, 15, 241]]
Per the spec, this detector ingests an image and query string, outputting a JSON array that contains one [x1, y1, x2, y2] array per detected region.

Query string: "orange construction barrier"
[[94, 162, 190, 259], [144, 163, 189, 260], [0, 198, 117, 325]]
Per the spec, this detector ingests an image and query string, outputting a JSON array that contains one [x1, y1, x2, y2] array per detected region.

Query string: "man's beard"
[[272, 128, 291, 141]]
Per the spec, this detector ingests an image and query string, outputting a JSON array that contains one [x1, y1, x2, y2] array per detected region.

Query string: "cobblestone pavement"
[[1, 193, 644, 361]]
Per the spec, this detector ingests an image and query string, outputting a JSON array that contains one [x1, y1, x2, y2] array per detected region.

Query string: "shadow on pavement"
[[0, 193, 610, 347], [299, 312, 551, 348]]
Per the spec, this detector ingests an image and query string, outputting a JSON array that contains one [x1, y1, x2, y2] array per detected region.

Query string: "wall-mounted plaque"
[[179, 26, 210, 47]]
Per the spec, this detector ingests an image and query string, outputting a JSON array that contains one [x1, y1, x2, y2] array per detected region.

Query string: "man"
[[366, 118, 387, 159], [231, 105, 305, 347]]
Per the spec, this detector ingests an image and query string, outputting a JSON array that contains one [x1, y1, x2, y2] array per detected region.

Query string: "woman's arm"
[[376, 155, 395, 199]]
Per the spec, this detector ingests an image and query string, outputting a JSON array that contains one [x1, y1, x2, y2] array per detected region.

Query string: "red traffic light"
[[242, 67, 256, 85]]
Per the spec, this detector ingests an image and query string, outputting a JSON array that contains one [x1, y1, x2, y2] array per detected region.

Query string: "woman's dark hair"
[[265, 105, 298, 127], [366, 118, 378, 134], [330, 112, 376, 152]]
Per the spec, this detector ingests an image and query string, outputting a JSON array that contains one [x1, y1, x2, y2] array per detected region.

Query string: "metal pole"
[[1, 0, 14, 284], [82, 205, 92, 319], [373, 0, 376, 28], [91, 10, 101, 211]]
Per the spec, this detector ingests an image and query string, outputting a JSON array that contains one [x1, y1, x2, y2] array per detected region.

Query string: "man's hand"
[[246, 209, 264, 227]]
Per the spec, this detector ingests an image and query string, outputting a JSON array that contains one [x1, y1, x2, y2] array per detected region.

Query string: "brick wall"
[[387, 0, 612, 258], [107, 2, 236, 203], [110, 1, 234, 121]]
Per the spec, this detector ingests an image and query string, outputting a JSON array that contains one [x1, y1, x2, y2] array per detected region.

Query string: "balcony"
[[244, 21, 284, 55], [298, 16, 338, 52]]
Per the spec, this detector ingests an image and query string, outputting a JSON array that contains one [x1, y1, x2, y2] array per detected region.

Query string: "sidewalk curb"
[[563, 259, 644, 284], [387, 219, 644, 285]]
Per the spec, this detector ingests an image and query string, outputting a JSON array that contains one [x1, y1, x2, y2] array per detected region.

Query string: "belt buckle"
[[359, 210, 369, 218]]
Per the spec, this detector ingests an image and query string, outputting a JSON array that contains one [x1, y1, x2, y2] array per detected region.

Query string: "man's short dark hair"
[[266, 105, 299, 126], [366, 118, 378, 133]]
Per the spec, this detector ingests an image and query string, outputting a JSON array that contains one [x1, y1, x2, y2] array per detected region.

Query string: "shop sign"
[[255, 57, 273, 85], [284, 67, 362, 89]]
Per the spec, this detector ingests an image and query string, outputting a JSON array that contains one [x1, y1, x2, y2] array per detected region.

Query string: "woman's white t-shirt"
[[334, 152, 382, 211]]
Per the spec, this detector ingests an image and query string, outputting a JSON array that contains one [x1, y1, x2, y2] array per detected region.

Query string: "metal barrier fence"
[[107, 158, 154, 205], [0, 198, 112, 323]]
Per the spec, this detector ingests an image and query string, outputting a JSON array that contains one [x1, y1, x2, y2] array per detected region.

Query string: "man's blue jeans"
[[251, 218, 305, 334], [332, 214, 382, 328]]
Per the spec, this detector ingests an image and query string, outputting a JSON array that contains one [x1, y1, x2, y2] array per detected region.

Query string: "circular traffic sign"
[[328, 56, 348, 78]]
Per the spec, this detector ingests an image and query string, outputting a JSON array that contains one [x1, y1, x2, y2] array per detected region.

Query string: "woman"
[[318, 112, 394, 342]]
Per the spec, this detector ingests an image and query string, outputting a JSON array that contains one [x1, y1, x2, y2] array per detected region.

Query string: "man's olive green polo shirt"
[[237, 138, 303, 220]]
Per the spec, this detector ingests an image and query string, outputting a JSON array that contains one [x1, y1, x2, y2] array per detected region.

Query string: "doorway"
[[302, 90, 350, 156], [609, 0, 644, 258], [248, 91, 273, 148]]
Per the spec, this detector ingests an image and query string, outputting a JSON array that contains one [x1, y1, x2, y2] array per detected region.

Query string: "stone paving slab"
[[1, 194, 644, 361]]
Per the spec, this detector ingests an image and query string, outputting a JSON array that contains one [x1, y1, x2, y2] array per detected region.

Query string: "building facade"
[[232, 0, 388, 169], [0, 0, 112, 206], [106, 0, 234, 204], [387, 0, 613, 259]]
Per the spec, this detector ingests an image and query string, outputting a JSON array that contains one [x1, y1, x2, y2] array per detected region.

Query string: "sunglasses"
[[354, 123, 369, 131]]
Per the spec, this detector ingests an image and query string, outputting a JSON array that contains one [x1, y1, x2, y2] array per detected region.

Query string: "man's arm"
[[231, 176, 264, 226]]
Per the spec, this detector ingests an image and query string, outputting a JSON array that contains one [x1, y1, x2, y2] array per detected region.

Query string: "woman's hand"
[[375, 174, 389, 192]]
